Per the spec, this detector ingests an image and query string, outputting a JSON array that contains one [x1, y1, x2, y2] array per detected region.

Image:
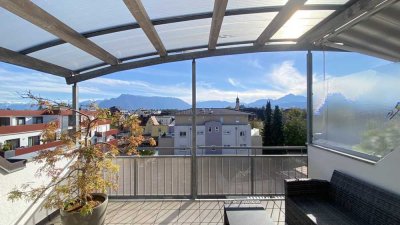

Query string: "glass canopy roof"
[[1, 0, 397, 83]]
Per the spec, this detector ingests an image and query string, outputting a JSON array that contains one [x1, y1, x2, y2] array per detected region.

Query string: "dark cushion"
[[290, 196, 364, 225], [330, 170, 400, 225]]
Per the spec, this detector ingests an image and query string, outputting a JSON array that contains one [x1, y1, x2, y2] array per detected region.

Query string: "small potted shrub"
[[8, 92, 155, 225], [1, 142, 15, 158]]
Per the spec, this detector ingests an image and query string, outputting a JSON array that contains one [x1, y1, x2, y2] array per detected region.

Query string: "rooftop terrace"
[[1, 0, 400, 224]]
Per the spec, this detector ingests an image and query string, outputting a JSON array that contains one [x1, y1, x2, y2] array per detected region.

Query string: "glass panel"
[[227, 0, 287, 10], [156, 18, 211, 50], [313, 52, 400, 159], [90, 29, 156, 59], [33, 0, 135, 33], [219, 13, 278, 44], [227, 0, 348, 10], [28, 44, 103, 70], [306, 0, 349, 4], [143, 0, 214, 19], [0, 8, 57, 52], [0, 118, 11, 127], [272, 10, 334, 39]]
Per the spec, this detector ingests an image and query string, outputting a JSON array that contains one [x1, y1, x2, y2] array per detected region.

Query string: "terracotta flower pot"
[[60, 193, 108, 225]]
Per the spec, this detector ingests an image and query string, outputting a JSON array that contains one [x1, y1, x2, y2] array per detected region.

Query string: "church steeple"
[[235, 94, 240, 111]]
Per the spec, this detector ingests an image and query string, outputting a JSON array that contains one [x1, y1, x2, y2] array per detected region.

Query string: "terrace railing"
[[108, 146, 307, 198]]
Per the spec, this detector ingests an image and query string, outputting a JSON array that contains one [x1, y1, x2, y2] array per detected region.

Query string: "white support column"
[[307, 50, 313, 145], [72, 83, 79, 144], [191, 59, 197, 199]]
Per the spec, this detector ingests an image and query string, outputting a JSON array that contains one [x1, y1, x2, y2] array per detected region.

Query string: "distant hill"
[[0, 94, 307, 110], [0, 103, 35, 110], [197, 100, 235, 108], [94, 94, 191, 110], [247, 94, 306, 108]]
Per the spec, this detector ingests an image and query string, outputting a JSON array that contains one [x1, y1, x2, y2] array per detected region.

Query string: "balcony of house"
[[0, 123, 47, 135], [15, 146, 306, 225]]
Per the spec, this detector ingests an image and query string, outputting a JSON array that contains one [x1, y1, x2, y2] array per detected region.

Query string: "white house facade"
[[173, 108, 251, 155]]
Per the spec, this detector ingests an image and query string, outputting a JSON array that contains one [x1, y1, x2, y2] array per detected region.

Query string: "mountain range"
[[83, 93, 306, 110], [0, 94, 306, 110]]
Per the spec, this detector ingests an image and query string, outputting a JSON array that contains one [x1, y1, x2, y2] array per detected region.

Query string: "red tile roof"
[[105, 129, 118, 136], [0, 109, 95, 117], [107, 139, 118, 146], [15, 141, 64, 156], [0, 123, 47, 135], [97, 119, 111, 125]]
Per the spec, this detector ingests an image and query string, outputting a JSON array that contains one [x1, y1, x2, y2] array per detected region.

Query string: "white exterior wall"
[[0, 158, 72, 225], [89, 124, 111, 144], [309, 145, 400, 195], [96, 124, 110, 132], [174, 126, 206, 155], [11, 117, 17, 126], [174, 125, 251, 155], [221, 125, 251, 155]]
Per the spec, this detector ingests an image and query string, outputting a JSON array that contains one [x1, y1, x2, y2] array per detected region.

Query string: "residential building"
[[144, 115, 174, 138], [173, 108, 251, 155], [0, 110, 114, 159]]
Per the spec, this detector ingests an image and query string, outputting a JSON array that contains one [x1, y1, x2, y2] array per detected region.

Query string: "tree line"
[[262, 101, 307, 148]]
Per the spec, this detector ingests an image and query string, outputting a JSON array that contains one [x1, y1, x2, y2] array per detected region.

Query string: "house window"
[[32, 117, 43, 124], [28, 136, 41, 147], [223, 130, 231, 135], [6, 139, 20, 149], [179, 131, 187, 137], [68, 115, 81, 126], [215, 127, 219, 132], [208, 127, 212, 133], [0, 117, 10, 127], [16, 117, 26, 125], [240, 131, 246, 136]]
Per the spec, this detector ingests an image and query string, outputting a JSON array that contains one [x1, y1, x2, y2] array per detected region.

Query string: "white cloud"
[[264, 60, 306, 95], [0, 65, 296, 105], [246, 58, 263, 69], [227, 78, 246, 89]]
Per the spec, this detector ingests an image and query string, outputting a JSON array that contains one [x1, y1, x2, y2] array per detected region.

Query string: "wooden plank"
[[0, 0, 119, 65], [123, 0, 167, 56], [254, 0, 306, 46], [0, 47, 72, 77], [208, 0, 228, 50]]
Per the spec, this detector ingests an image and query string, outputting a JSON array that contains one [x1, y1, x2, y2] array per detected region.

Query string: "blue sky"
[[0, 51, 389, 104]]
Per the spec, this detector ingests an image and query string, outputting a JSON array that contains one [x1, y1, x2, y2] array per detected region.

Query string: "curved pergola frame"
[[1, 0, 397, 85], [0, 0, 368, 84]]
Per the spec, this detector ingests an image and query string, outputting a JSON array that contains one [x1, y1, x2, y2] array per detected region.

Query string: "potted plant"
[[7, 92, 155, 225], [0, 142, 15, 158]]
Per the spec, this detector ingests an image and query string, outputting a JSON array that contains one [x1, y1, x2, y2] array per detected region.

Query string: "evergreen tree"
[[283, 108, 307, 146], [262, 101, 273, 147], [271, 105, 284, 146]]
